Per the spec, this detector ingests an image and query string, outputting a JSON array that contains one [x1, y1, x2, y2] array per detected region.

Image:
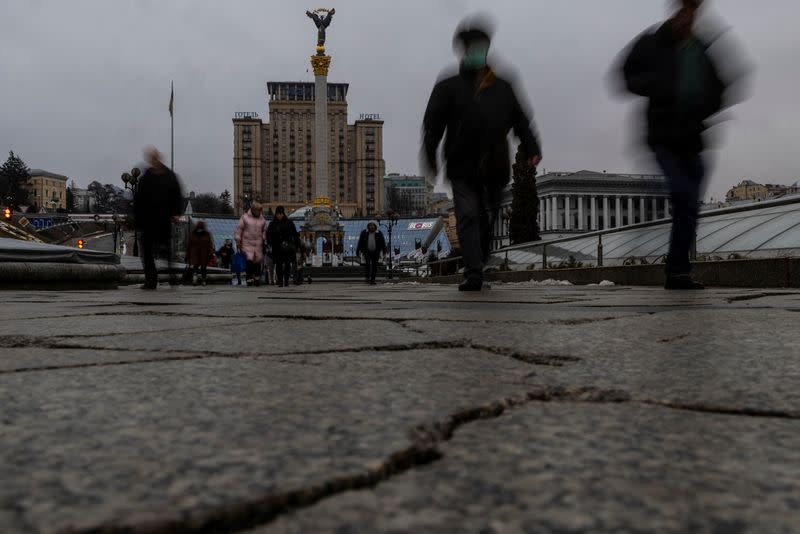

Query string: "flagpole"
[[170, 81, 174, 170]]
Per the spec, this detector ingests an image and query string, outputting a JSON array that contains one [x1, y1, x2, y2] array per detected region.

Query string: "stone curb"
[[421, 258, 800, 288], [0, 262, 126, 289]]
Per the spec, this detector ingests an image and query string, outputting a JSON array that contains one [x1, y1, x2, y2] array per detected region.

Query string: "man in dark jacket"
[[356, 220, 388, 285], [422, 17, 542, 291], [266, 206, 301, 287], [133, 147, 184, 289], [621, 0, 739, 289]]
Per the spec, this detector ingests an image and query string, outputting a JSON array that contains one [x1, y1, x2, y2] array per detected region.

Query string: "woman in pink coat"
[[234, 201, 267, 286]]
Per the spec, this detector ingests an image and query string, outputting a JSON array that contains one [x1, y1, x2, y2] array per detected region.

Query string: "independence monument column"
[[307, 8, 335, 206]]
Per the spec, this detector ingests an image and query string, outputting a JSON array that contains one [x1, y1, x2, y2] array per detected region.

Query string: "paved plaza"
[[2, 282, 800, 533]]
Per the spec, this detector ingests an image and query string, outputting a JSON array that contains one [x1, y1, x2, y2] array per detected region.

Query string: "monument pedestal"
[[301, 50, 344, 266]]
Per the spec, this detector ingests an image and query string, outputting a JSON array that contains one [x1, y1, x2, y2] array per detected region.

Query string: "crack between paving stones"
[[67, 386, 629, 534], [0, 339, 472, 374], [641, 399, 800, 419], [470, 344, 582, 367], [41, 386, 800, 534], [726, 292, 798, 303]]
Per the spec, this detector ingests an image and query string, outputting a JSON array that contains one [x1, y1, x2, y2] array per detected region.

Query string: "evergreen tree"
[[219, 190, 234, 214], [0, 151, 31, 206], [66, 180, 77, 212], [508, 144, 540, 245], [88, 181, 110, 213]]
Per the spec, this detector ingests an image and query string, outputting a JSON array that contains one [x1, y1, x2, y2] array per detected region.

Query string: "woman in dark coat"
[[186, 220, 215, 285], [266, 206, 300, 287]]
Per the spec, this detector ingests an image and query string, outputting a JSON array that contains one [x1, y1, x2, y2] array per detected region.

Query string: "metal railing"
[[425, 195, 800, 275]]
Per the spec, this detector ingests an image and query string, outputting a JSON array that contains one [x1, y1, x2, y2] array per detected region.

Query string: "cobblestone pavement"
[[2, 282, 800, 533]]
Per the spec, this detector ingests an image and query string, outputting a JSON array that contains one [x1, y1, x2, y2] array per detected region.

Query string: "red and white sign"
[[407, 221, 434, 231]]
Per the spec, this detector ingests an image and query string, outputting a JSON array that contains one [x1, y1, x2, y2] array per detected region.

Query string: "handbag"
[[281, 240, 296, 254], [232, 251, 247, 273]]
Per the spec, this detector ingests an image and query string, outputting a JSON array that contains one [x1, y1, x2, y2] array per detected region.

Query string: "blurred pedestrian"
[[217, 239, 234, 270], [185, 220, 215, 286], [356, 220, 387, 285], [234, 201, 267, 286], [422, 16, 542, 292], [619, 0, 745, 290], [133, 147, 184, 290], [263, 244, 275, 285], [267, 206, 300, 287]]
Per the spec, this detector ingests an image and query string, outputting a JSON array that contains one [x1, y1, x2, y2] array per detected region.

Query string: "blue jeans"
[[654, 147, 705, 276]]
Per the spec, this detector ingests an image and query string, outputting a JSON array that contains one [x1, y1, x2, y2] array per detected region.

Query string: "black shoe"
[[664, 274, 705, 290], [458, 279, 483, 292], [140, 283, 157, 290], [369, 280, 377, 285]]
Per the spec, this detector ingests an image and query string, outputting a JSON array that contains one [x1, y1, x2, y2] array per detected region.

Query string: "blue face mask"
[[462, 42, 489, 69]]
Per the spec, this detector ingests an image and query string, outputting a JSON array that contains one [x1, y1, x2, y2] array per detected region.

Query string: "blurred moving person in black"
[[422, 15, 542, 292], [620, 0, 747, 290], [133, 147, 184, 290], [267, 206, 300, 287], [356, 220, 387, 285]]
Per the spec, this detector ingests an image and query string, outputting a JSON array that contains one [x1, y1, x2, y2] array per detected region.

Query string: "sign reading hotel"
[[359, 113, 382, 121], [234, 112, 259, 119], [408, 221, 434, 231]]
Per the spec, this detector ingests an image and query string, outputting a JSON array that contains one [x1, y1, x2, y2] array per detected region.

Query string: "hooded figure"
[[186, 220, 215, 285], [421, 16, 542, 291], [234, 201, 267, 286], [267, 206, 301, 287], [356, 220, 388, 285]]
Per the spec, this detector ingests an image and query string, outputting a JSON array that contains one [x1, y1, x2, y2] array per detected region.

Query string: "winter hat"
[[368, 220, 379, 230], [453, 14, 495, 51], [275, 206, 286, 215]]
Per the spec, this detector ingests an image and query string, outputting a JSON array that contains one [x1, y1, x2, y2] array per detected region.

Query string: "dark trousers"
[[245, 261, 261, 281], [274, 254, 294, 286], [364, 252, 380, 282], [452, 180, 500, 282], [654, 147, 705, 276], [189, 265, 207, 282], [141, 231, 175, 287]]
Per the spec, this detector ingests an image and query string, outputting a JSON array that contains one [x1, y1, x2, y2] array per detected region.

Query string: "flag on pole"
[[168, 82, 174, 117]]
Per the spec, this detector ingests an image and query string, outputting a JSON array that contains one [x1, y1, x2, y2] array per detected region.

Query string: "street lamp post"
[[378, 211, 400, 280], [112, 214, 119, 255], [121, 167, 141, 256]]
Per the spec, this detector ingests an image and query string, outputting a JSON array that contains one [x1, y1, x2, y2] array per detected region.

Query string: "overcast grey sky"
[[1, 1, 797, 201]]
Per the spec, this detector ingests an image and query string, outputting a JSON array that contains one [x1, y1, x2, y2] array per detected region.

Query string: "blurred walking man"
[[134, 147, 184, 289], [422, 16, 542, 291], [621, 0, 745, 289]]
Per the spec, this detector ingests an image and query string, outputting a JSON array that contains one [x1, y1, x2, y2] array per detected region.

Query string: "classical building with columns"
[[492, 170, 670, 249]]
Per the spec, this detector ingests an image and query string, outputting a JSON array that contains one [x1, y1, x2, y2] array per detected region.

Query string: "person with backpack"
[[618, 0, 748, 289], [267, 206, 300, 287], [234, 201, 267, 287]]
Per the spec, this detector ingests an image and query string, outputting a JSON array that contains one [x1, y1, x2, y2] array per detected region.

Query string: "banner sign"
[[407, 221, 434, 231], [234, 112, 259, 119]]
